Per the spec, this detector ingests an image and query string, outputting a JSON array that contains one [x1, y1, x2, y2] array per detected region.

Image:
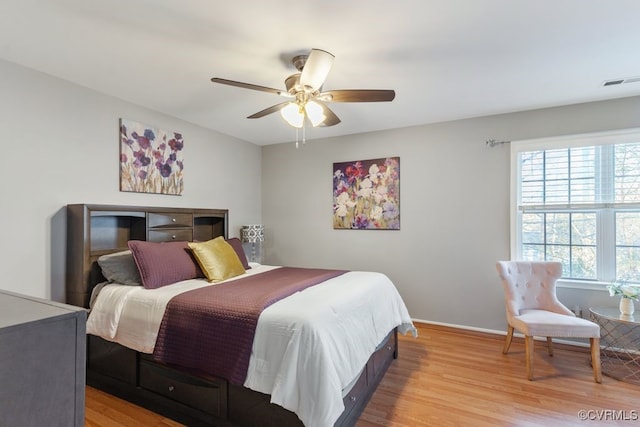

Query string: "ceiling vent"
[[603, 76, 640, 86]]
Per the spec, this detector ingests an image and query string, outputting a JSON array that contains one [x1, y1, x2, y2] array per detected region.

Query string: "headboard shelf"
[[90, 215, 146, 251], [90, 210, 146, 218], [66, 204, 229, 307], [90, 248, 130, 257]]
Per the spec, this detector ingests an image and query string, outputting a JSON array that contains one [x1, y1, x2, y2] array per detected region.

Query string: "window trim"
[[510, 127, 640, 290], [557, 278, 612, 292]]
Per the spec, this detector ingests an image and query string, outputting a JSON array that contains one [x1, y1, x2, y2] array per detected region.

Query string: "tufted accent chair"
[[496, 261, 601, 382]]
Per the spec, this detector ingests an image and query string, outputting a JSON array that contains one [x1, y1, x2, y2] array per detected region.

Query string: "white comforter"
[[87, 264, 416, 427]]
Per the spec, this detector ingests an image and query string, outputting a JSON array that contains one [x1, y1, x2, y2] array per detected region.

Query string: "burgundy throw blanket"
[[152, 267, 347, 385]]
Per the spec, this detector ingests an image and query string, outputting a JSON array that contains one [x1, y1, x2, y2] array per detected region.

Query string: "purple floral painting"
[[119, 119, 184, 195], [333, 157, 400, 230]]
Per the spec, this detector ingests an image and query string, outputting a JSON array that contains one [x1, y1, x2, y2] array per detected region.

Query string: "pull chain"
[[295, 122, 307, 149]]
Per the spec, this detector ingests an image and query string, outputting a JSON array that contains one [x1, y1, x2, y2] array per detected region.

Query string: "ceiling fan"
[[211, 48, 395, 129]]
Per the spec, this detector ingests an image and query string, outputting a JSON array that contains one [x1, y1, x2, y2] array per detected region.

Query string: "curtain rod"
[[486, 139, 510, 147]]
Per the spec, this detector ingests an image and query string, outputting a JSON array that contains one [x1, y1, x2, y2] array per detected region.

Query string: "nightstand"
[[0, 290, 87, 426]]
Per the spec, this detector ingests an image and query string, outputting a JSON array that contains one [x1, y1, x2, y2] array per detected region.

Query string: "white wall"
[[262, 95, 640, 332], [0, 59, 262, 302]]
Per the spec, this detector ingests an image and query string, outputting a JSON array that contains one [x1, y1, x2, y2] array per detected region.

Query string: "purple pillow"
[[128, 240, 203, 289], [226, 237, 251, 270]]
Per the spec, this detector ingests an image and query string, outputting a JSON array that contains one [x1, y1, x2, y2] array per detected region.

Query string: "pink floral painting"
[[333, 157, 400, 229], [119, 119, 184, 195]]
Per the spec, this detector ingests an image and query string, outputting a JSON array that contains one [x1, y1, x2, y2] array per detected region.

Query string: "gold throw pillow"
[[188, 237, 246, 282]]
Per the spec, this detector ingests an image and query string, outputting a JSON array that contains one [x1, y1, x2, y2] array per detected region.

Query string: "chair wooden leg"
[[591, 337, 602, 383], [525, 335, 534, 380], [546, 337, 553, 356], [503, 325, 514, 354]]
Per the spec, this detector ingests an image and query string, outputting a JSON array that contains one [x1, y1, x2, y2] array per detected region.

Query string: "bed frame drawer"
[[340, 367, 368, 422], [368, 330, 396, 381], [148, 229, 193, 242], [148, 212, 193, 228], [139, 361, 227, 417]]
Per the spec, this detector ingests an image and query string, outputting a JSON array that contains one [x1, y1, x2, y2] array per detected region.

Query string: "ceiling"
[[2, 0, 640, 146]]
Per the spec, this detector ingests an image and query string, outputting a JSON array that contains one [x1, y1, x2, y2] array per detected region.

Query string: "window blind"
[[519, 143, 640, 211]]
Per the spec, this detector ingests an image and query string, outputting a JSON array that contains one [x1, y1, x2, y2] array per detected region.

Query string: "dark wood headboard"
[[66, 204, 228, 308]]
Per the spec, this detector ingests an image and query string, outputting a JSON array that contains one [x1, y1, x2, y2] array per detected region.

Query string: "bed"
[[66, 204, 416, 427]]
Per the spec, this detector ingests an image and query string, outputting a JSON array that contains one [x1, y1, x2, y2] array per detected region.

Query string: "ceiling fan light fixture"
[[280, 102, 304, 128], [211, 48, 395, 137], [305, 100, 325, 126], [300, 49, 335, 91]]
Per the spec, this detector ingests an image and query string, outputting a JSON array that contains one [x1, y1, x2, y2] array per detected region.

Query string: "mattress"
[[87, 263, 416, 427]]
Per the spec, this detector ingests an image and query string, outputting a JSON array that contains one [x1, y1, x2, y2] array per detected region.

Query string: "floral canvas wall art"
[[333, 157, 400, 229], [120, 119, 184, 195]]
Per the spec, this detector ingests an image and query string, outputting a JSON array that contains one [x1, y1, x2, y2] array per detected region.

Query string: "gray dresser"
[[0, 290, 86, 426]]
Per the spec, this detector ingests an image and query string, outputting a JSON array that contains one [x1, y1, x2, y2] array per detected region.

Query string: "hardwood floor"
[[86, 323, 640, 426]]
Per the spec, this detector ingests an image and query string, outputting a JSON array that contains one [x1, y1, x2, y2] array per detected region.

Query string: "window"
[[512, 129, 640, 285]]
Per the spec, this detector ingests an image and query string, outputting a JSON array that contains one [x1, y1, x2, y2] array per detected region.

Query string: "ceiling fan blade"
[[300, 49, 334, 91], [211, 77, 290, 97], [318, 89, 396, 102], [318, 103, 341, 127], [247, 101, 290, 119]]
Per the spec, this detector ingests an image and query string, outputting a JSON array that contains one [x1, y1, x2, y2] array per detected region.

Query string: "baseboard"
[[411, 318, 591, 351]]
